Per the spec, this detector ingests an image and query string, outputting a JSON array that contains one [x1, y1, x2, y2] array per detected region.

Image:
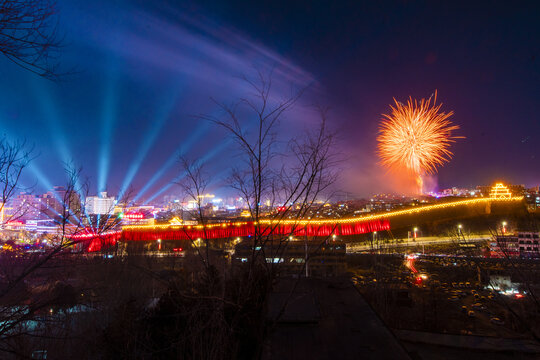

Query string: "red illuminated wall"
[[72, 219, 390, 252]]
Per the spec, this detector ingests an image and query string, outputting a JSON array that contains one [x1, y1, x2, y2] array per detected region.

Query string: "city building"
[[490, 232, 540, 258], [10, 192, 42, 220], [122, 210, 155, 226], [41, 187, 66, 219], [25, 219, 60, 233], [439, 187, 479, 197], [85, 192, 116, 215], [477, 182, 525, 198], [524, 186, 540, 211]]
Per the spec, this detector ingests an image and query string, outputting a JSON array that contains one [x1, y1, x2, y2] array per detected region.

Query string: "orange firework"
[[377, 91, 462, 192]]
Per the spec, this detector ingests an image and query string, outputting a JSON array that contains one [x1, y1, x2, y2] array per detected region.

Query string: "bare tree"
[[0, 167, 67, 356], [0, 137, 33, 225], [176, 157, 213, 267], [201, 72, 339, 276], [167, 72, 340, 358], [73, 73, 340, 360], [0, 163, 111, 358], [0, 0, 62, 80]]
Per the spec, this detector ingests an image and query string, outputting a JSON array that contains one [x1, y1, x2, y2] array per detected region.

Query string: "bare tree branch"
[[0, 0, 63, 80]]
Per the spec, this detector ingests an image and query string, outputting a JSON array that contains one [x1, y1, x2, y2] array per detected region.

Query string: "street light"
[[502, 221, 507, 234], [413, 227, 418, 239], [157, 238, 162, 251]]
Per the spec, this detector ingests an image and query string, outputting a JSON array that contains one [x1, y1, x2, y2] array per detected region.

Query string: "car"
[[448, 296, 459, 301], [472, 302, 484, 309], [490, 317, 505, 325], [467, 310, 475, 317], [461, 306, 467, 313]]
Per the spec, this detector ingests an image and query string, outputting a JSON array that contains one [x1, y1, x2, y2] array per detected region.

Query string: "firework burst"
[[377, 91, 462, 193]]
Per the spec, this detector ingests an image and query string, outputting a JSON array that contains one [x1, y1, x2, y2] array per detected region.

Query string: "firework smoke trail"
[[377, 91, 462, 193]]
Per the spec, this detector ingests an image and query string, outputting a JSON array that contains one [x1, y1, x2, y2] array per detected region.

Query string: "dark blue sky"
[[1, 0, 539, 200]]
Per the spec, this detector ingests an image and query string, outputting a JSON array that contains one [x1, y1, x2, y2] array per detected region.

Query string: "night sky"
[[1, 0, 539, 200]]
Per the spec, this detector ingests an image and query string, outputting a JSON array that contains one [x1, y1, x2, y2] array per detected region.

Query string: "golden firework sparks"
[[377, 91, 462, 191]]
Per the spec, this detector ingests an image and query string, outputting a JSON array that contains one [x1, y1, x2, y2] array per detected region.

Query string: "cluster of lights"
[[121, 195, 523, 231], [169, 217, 183, 225], [70, 189, 524, 252], [259, 196, 522, 226], [123, 220, 253, 231], [125, 212, 144, 220], [70, 230, 121, 239]]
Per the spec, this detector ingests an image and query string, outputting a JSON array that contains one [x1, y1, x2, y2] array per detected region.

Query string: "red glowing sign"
[[125, 212, 144, 220], [7, 220, 24, 226]]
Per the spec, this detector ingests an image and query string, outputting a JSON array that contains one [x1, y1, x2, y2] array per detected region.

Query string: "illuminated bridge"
[[72, 193, 524, 252]]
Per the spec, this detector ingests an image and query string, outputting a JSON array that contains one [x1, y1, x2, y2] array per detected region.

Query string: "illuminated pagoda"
[[489, 183, 512, 199]]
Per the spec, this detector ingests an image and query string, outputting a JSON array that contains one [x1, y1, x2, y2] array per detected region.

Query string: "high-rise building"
[[40, 186, 81, 221], [10, 192, 42, 220], [41, 187, 66, 219], [85, 192, 116, 215]]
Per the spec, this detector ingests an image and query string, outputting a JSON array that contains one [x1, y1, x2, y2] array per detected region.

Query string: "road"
[[346, 235, 491, 253]]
